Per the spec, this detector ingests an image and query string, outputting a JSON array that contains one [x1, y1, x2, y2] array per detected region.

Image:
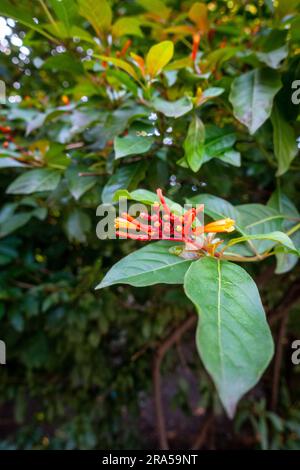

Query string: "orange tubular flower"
[[203, 218, 235, 233], [191, 33, 200, 61], [117, 39, 132, 58], [114, 189, 236, 254]]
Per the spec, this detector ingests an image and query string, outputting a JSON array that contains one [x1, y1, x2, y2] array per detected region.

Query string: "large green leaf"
[[96, 241, 192, 288], [114, 134, 154, 159], [6, 169, 61, 195], [184, 257, 274, 417], [183, 115, 205, 172], [271, 105, 298, 176], [229, 68, 281, 134]]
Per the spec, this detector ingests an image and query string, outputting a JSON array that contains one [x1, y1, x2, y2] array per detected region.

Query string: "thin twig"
[[191, 413, 214, 450], [152, 314, 197, 450]]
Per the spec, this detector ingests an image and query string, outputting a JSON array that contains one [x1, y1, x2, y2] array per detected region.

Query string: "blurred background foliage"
[[0, 0, 300, 449]]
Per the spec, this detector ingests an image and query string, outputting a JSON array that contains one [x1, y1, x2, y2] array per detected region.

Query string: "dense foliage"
[[0, 0, 300, 450]]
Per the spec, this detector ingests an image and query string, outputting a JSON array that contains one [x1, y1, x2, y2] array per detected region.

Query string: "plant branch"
[[191, 413, 214, 450], [152, 314, 197, 450]]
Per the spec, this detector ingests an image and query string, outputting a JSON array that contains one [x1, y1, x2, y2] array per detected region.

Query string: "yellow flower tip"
[[204, 218, 235, 233], [114, 217, 132, 230]]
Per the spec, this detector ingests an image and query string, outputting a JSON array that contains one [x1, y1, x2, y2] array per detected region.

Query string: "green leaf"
[[0, 157, 27, 169], [268, 189, 300, 273], [64, 208, 91, 243], [112, 17, 143, 37], [203, 125, 236, 162], [183, 115, 205, 172], [201, 87, 225, 103], [114, 134, 154, 159], [78, 0, 112, 36], [6, 169, 61, 195], [0, 213, 31, 238], [188, 194, 238, 221], [44, 142, 71, 170], [219, 150, 241, 167], [44, 21, 69, 40], [189, 195, 285, 255], [101, 162, 147, 204], [271, 105, 298, 176], [107, 69, 138, 96], [256, 45, 288, 69], [66, 166, 97, 200], [184, 257, 274, 417], [96, 241, 192, 289], [275, 236, 300, 274], [152, 96, 193, 118], [227, 231, 297, 253], [236, 204, 284, 254], [43, 52, 84, 74], [205, 47, 240, 69], [48, 0, 77, 32], [146, 41, 174, 78], [229, 68, 282, 134]]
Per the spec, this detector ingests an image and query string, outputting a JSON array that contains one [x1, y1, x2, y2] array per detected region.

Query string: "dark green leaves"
[[229, 68, 282, 134], [256, 45, 288, 69], [96, 242, 192, 288], [101, 162, 147, 203], [184, 257, 274, 417]]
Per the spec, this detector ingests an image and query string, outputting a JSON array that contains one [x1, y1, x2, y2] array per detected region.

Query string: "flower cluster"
[[114, 189, 235, 255]]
